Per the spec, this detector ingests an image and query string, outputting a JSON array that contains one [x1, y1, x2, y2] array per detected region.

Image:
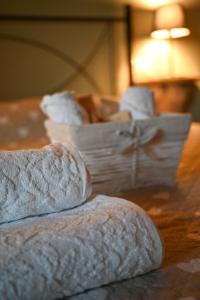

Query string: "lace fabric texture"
[[0, 195, 163, 300], [0, 143, 91, 223]]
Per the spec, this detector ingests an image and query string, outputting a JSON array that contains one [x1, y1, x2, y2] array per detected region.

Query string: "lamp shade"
[[151, 4, 191, 39]]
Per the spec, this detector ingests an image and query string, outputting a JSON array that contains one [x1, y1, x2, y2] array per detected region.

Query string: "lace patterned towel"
[[0, 143, 91, 223], [0, 194, 163, 299]]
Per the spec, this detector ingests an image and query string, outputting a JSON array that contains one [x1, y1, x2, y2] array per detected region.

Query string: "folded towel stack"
[[0, 143, 163, 299]]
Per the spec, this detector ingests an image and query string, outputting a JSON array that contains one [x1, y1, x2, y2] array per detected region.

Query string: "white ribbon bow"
[[116, 123, 158, 154]]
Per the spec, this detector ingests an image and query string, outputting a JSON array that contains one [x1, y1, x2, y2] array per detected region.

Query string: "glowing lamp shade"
[[151, 4, 191, 39]]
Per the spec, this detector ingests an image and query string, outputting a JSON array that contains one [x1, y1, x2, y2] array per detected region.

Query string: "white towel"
[[40, 91, 89, 124], [120, 87, 156, 119], [0, 194, 163, 299], [0, 143, 91, 223]]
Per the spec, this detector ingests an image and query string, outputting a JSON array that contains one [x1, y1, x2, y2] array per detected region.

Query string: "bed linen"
[[0, 98, 200, 299], [0, 97, 48, 150]]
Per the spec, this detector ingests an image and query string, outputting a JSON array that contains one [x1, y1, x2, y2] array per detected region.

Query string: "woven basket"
[[45, 113, 191, 194]]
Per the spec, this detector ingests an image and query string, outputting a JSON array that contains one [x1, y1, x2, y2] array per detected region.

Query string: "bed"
[[1, 104, 200, 299], [0, 6, 200, 300]]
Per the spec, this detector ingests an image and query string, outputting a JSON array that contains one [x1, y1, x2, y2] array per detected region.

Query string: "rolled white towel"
[[0, 143, 91, 223], [40, 91, 89, 124], [119, 87, 156, 119], [0, 194, 163, 299]]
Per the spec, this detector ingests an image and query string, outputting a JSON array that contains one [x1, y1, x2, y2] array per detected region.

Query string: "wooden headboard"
[[0, 5, 133, 100]]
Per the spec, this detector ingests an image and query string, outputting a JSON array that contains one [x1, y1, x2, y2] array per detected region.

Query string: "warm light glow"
[[151, 4, 190, 40], [132, 36, 198, 83], [130, 0, 200, 10], [170, 27, 191, 38], [131, 0, 176, 10], [154, 4, 185, 29], [117, 60, 129, 95], [133, 3, 197, 84], [132, 39, 170, 82], [151, 27, 191, 39], [151, 29, 171, 39]]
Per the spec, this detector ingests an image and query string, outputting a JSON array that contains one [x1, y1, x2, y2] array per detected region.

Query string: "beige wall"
[[0, 0, 129, 100], [0, 0, 122, 18]]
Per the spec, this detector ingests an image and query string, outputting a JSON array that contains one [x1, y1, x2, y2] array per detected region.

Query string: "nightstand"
[[136, 77, 199, 113]]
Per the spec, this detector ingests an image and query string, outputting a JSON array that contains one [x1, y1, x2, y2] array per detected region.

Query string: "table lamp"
[[151, 3, 190, 39], [150, 3, 191, 77]]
